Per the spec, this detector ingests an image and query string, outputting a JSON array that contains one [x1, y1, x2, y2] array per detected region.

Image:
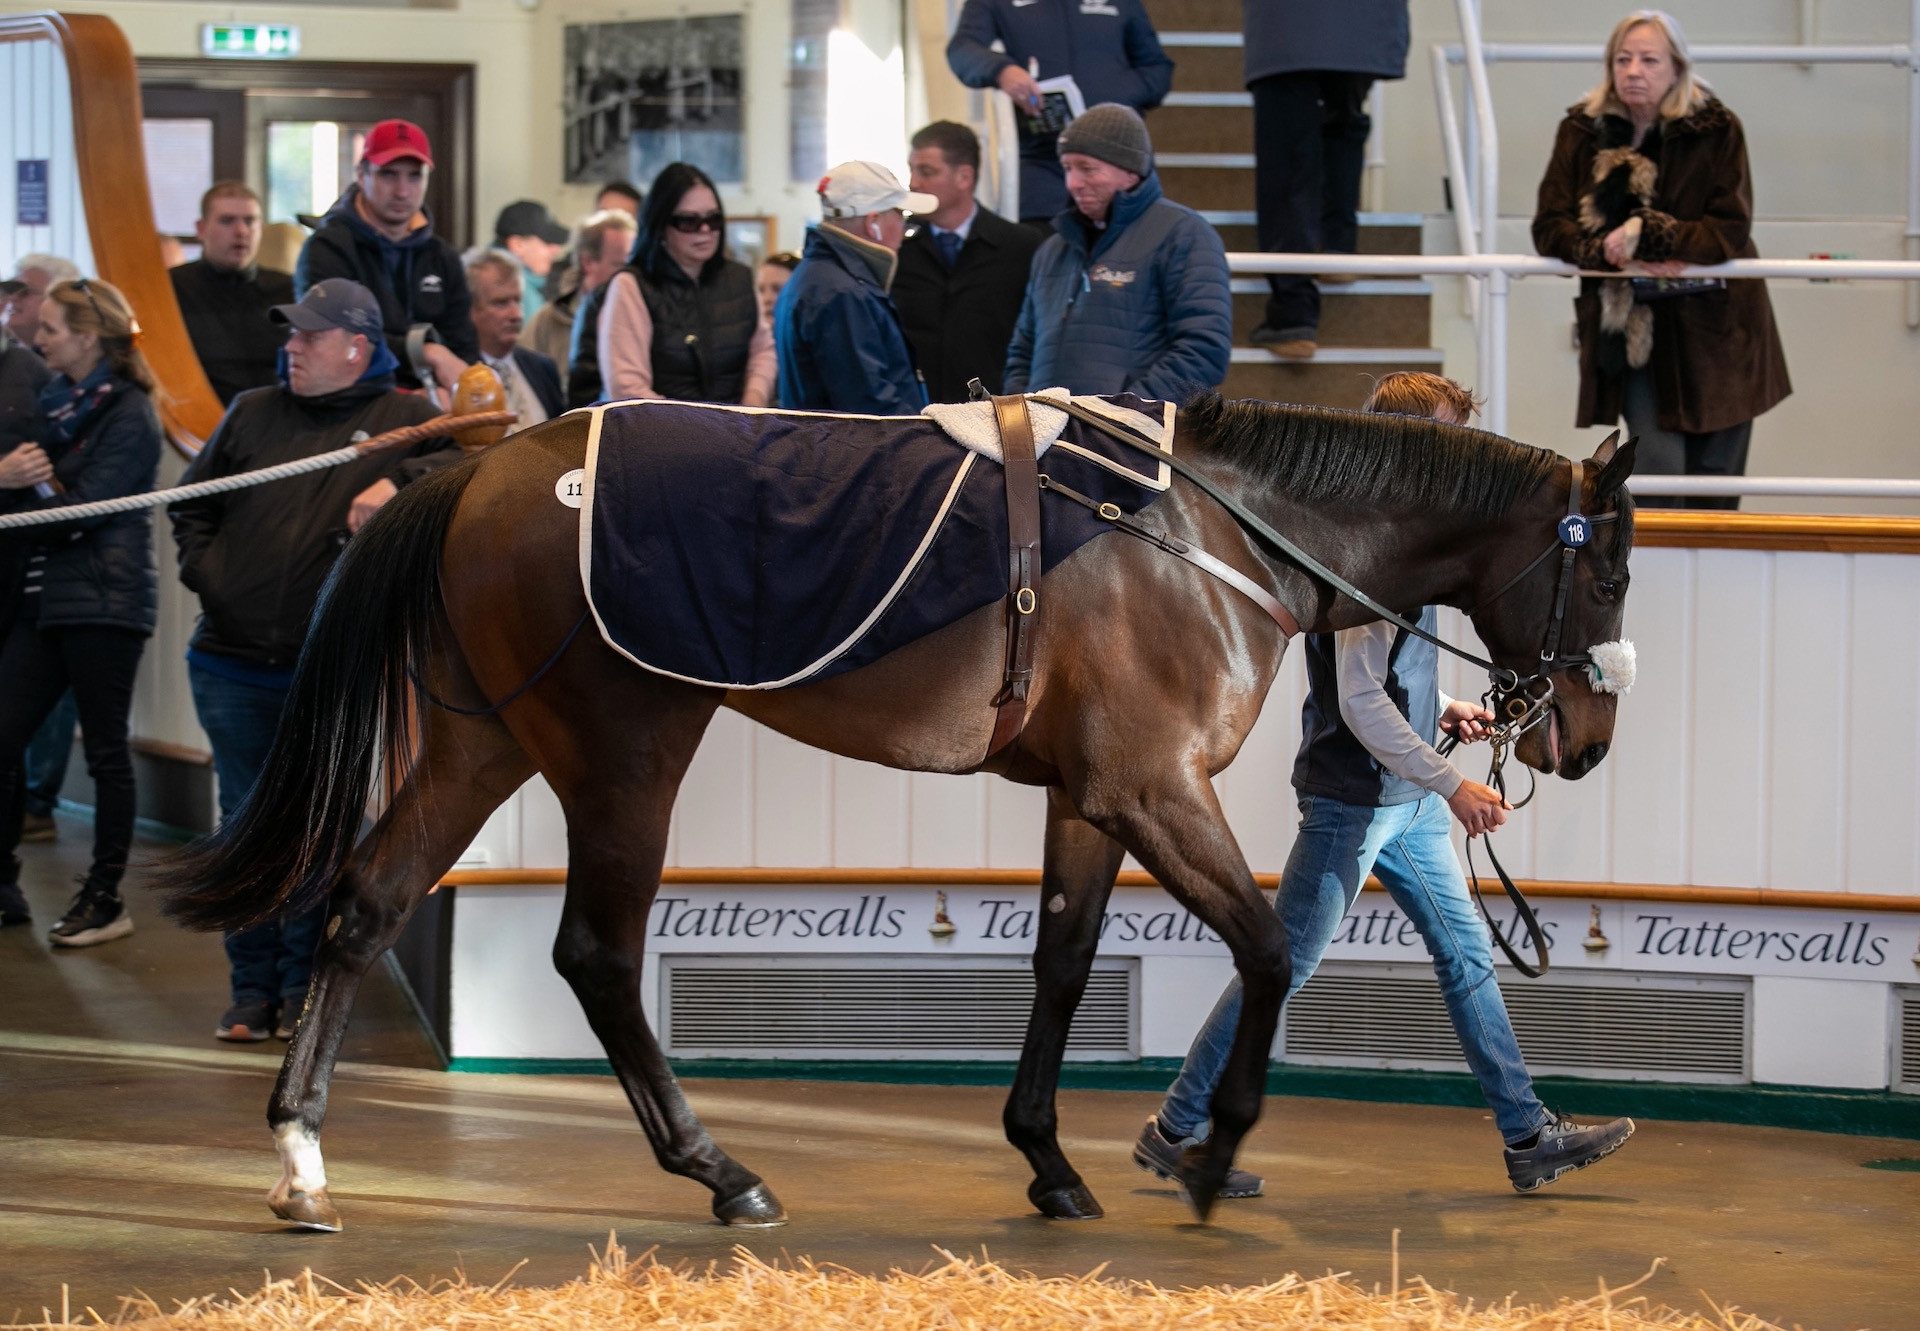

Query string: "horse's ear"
[[1588, 432, 1637, 507]]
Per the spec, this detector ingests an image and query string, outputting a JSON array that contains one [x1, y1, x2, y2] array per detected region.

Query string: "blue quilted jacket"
[[1003, 173, 1231, 400]]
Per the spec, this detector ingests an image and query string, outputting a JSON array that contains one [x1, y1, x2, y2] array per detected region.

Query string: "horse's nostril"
[[1582, 742, 1609, 769]]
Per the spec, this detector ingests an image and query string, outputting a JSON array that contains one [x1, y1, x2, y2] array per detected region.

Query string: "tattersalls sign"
[[640, 886, 1918, 984]]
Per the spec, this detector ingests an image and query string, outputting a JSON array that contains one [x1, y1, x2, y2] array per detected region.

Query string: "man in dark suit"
[[894, 122, 1043, 404], [465, 251, 565, 428]]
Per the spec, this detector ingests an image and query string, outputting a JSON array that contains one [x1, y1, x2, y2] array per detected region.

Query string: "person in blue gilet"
[[1132, 373, 1636, 1198]]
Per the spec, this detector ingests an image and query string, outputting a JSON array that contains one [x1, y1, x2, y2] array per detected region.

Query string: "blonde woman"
[[0, 278, 161, 943], [1532, 10, 1789, 509]]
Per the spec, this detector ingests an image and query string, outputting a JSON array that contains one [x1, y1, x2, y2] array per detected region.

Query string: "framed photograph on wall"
[[726, 214, 775, 270], [563, 14, 745, 186]]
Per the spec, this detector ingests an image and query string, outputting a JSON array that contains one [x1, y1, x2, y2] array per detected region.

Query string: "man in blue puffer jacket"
[[1004, 104, 1231, 401]]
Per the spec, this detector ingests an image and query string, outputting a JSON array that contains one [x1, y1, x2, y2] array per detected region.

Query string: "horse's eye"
[[1596, 579, 1622, 600]]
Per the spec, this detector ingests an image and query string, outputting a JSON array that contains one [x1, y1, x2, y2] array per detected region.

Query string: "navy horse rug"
[[579, 392, 1175, 688]]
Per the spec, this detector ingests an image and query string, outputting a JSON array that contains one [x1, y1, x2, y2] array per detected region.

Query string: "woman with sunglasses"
[[0, 279, 161, 944], [593, 162, 774, 406]]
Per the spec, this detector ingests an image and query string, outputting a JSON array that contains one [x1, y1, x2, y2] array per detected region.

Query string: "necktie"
[[935, 230, 964, 269]]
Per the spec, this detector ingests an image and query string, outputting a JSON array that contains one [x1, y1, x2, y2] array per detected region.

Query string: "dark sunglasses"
[[72, 276, 109, 326], [668, 211, 725, 234]]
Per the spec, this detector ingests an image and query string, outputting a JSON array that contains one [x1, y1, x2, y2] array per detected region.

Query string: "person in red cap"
[[293, 119, 478, 395]]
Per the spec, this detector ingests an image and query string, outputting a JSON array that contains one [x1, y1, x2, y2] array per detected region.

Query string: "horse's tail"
[[159, 456, 482, 933]]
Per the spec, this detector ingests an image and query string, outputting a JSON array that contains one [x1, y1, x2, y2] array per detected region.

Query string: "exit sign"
[[200, 23, 300, 58]]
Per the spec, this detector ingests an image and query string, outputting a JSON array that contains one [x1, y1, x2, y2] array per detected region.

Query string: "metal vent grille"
[[662, 956, 1136, 1060], [1897, 992, 1920, 1094], [1284, 964, 1749, 1083]]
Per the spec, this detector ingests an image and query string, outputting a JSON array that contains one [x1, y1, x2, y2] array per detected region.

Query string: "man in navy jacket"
[[775, 162, 936, 415], [946, 0, 1173, 225], [1004, 105, 1230, 401]]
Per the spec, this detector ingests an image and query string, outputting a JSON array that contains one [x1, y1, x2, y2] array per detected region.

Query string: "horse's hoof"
[[269, 1187, 342, 1232], [1031, 1182, 1105, 1220], [714, 1183, 788, 1227]]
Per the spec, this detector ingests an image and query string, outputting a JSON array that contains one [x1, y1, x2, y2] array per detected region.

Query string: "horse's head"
[[1468, 433, 1637, 780]]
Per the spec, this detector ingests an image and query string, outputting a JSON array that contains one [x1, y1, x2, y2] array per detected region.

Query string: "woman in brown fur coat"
[[1532, 10, 1790, 509]]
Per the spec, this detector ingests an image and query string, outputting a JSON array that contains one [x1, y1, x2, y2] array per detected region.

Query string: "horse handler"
[[1133, 372, 1636, 1198], [169, 279, 454, 1043]]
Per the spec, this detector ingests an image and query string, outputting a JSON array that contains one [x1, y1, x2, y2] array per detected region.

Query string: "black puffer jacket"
[[169, 365, 447, 668], [0, 378, 162, 636]]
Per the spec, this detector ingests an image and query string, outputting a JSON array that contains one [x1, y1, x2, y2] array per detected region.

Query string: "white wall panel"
[[750, 729, 832, 865], [831, 760, 910, 867], [1609, 549, 1691, 883], [1751, 977, 1890, 1089], [1846, 556, 1920, 892], [908, 771, 988, 867], [1689, 551, 1771, 888], [1769, 555, 1850, 891], [672, 709, 754, 865]]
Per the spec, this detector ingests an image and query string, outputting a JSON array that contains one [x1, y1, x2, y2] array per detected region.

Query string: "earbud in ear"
[[868, 220, 883, 241], [347, 348, 359, 361]]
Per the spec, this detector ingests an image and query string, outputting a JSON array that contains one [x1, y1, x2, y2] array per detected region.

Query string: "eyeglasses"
[[72, 276, 109, 327], [668, 211, 725, 234]]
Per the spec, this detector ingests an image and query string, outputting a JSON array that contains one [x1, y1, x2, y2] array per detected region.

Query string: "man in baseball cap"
[[174, 268, 452, 1045], [293, 117, 477, 396], [772, 161, 934, 414], [492, 200, 571, 321]]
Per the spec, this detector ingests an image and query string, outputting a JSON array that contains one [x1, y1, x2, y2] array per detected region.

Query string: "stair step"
[[1163, 43, 1243, 92], [1144, 0, 1239, 31], [1225, 351, 1448, 410], [1231, 289, 1432, 348], [1153, 103, 1252, 154]]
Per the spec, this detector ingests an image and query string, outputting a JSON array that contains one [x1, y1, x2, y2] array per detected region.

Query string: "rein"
[[1038, 396, 1630, 979]]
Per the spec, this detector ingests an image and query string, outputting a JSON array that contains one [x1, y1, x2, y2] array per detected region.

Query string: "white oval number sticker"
[[556, 469, 586, 509]]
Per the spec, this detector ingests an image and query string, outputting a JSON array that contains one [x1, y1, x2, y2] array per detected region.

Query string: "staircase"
[[1144, 0, 1444, 408]]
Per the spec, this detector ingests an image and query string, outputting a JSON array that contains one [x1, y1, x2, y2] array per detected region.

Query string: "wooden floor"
[[2, 813, 1917, 1329]]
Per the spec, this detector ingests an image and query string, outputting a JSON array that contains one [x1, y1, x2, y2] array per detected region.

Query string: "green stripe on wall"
[[443, 1057, 1920, 1140]]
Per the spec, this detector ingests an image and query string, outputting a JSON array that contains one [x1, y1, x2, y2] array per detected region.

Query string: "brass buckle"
[[1097, 502, 1122, 521], [1015, 587, 1037, 615]]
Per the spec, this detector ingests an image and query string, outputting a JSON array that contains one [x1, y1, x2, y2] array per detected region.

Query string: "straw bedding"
[[12, 1239, 1799, 1330]]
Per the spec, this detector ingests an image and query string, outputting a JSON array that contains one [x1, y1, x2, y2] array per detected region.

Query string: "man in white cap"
[[773, 161, 937, 414]]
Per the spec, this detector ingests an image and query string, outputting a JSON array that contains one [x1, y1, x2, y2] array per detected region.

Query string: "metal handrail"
[[1225, 249, 1920, 453], [1438, 0, 1920, 329]]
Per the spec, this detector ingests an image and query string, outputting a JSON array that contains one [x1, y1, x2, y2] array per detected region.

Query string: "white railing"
[[1437, 0, 1920, 331], [1225, 250, 1920, 450]]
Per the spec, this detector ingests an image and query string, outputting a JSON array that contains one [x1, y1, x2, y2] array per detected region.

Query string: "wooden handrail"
[[1634, 510, 1920, 553], [436, 865, 1920, 913], [1, 11, 223, 456]]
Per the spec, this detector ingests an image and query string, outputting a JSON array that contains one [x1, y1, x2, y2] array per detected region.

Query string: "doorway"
[[137, 60, 475, 259]]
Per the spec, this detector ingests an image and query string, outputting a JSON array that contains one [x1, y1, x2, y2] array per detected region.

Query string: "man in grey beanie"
[[1004, 104, 1231, 401]]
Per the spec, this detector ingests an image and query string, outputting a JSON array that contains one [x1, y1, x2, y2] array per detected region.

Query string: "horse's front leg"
[[1004, 786, 1126, 1220], [268, 713, 531, 1230], [1075, 769, 1289, 1223]]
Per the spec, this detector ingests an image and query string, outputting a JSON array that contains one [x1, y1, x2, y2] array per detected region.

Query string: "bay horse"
[[157, 392, 1636, 1231]]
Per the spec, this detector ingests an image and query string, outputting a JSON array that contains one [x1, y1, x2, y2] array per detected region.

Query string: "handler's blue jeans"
[[190, 662, 324, 1008], [1159, 792, 1553, 1146]]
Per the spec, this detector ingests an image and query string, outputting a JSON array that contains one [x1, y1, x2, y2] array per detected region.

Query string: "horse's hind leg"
[[548, 691, 785, 1227], [1005, 787, 1125, 1220], [267, 706, 532, 1230]]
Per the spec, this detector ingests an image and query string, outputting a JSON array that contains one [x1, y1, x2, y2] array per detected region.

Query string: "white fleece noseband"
[[1585, 639, 1637, 694]]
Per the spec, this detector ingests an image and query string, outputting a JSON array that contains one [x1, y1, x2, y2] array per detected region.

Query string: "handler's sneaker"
[[216, 1001, 277, 1043], [48, 884, 133, 948], [1132, 1116, 1264, 1198], [0, 882, 30, 926], [1504, 1113, 1635, 1193]]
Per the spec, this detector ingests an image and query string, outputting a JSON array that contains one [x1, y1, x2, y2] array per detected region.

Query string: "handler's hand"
[[996, 63, 1042, 111], [1447, 780, 1511, 838], [348, 477, 399, 533], [1439, 698, 1496, 745], [0, 443, 52, 490]]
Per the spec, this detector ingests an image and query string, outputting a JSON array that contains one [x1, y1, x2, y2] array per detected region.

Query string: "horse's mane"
[[1179, 391, 1560, 521]]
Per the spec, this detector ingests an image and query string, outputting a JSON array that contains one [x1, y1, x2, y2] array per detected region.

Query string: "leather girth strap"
[[987, 393, 1042, 759]]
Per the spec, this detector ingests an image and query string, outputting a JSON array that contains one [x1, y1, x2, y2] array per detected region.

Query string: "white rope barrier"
[[0, 443, 365, 530]]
